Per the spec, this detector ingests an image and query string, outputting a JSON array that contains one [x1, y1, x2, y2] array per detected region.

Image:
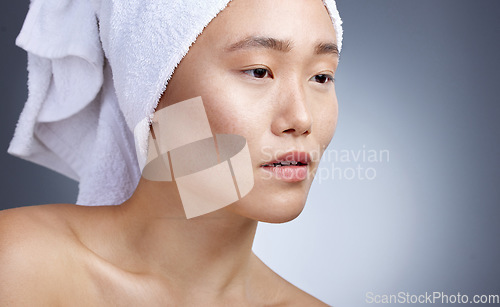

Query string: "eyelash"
[[243, 68, 273, 79], [242, 68, 335, 84]]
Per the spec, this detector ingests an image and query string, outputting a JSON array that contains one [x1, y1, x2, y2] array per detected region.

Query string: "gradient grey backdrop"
[[1, 1, 499, 306]]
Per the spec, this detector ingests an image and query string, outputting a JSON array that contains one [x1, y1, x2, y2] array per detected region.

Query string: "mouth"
[[260, 151, 311, 182]]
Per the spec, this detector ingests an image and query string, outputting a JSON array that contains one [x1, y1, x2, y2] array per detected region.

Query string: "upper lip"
[[260, 151, 311, 166]]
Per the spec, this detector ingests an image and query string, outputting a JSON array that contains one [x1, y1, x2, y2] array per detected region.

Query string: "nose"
[[271, 78, 313, 137]]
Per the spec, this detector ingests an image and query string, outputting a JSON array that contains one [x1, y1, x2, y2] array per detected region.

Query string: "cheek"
[[200, 82, 270, 141], [313, 95, 339, 145]]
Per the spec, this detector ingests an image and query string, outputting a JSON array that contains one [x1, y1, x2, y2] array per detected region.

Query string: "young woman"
[[1, 0, 342, 305]]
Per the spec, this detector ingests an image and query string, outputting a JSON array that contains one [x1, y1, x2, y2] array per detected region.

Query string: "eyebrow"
[[225, 36, 339, 57], [315, 42, 339, 56]]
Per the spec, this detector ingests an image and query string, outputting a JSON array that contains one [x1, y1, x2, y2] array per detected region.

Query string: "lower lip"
[[260, 165, 308, 182]]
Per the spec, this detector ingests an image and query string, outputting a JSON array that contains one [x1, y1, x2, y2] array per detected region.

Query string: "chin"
[[226, 184, 311, 223]]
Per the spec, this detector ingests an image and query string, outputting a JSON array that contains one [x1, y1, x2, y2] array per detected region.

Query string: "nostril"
[[282, 128, 295, 134]]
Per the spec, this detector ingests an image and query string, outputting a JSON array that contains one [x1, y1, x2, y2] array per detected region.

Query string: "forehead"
[[201, 0, 337, 48]]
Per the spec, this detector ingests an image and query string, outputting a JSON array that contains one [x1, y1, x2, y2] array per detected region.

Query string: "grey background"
[[1, 1, 78, 207], [1, 0, 499, 306]]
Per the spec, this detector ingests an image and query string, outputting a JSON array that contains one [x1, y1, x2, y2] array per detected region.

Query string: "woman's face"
[[159, 0, 339, 223]]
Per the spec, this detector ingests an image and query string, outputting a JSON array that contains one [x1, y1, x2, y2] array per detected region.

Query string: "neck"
[[117, 177, 259, 295]]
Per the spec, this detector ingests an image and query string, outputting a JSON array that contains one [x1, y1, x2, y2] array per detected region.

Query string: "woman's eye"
[[243, 68, 272, 79], [312, 74, 334, 84]]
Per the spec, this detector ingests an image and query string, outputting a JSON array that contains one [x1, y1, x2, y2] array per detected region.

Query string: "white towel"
[[8, 0, 343, 206]]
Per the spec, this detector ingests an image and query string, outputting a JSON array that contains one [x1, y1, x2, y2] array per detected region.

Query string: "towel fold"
[[8, 0, 343, 206]]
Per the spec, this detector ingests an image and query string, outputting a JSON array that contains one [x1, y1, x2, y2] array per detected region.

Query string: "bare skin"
[[0, 0, 339, 305], [0, 202, 326, 306]]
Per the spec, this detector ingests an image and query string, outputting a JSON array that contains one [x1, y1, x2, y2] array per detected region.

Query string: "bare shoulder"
[[276, 277, 329, 306], [250, 254, 329, 306], [0, 204, 83, 305], [0, 204, 80, 249]]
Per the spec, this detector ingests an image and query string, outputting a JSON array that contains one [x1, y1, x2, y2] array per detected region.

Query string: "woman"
[[1, 0, 342, 305]]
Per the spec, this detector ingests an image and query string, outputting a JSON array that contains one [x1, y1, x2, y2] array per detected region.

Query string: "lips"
[[260, 151, 311, 182]]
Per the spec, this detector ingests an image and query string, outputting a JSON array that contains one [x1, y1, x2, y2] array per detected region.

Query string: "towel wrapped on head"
[[8, 0, 343, 206]]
